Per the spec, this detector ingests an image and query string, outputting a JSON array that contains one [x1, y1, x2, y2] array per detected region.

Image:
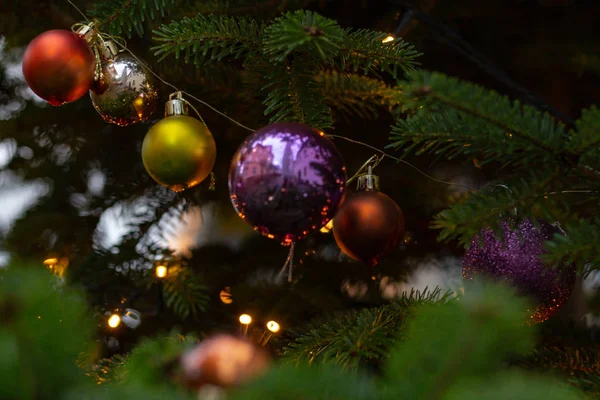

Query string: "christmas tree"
[[1, 0, 599, 398]]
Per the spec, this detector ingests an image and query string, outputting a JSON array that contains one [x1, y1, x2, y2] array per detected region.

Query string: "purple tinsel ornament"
[[462, 219, 575, 323], [229, 122, 346, 244]]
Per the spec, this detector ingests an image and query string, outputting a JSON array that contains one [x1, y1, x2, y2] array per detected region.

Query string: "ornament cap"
[[165, 92, 188, 116], [75, 23, 98, 43], [98, 40, 119, 59], [356, 166, 379, 191]]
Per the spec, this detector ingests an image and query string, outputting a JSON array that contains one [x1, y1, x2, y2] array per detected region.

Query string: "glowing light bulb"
[[382, 35, 395, 43], [267, 321, 280, 333], [108, 314, 121, 328], [155, 265, 167, 278], [239, 314, 252, 325], [43, 258, 58, 267]]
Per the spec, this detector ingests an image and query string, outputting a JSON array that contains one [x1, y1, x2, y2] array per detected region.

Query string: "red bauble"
[[333, 190, 404, 267], [180, 335, 270, 389], [22, 30, 95, 106]]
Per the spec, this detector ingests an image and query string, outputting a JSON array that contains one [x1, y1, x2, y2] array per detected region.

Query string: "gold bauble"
[[142, 115, 216, 192], [89, 42, 159, 126]]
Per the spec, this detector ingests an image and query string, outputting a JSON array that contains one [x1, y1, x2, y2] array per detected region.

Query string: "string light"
[[382, 35, 395, 43], [108, 314, 121, 328], [239, 313, 252, 336], [43, 258, 58, 267], [266, 321, 280, 333], [155, 265, 167, 278], [239, 314, 252, 325]]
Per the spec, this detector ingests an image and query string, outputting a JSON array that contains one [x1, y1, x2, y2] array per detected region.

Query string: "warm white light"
[[239, 314, 252, 325], [155, 265, 167, 278], [267, 320, 280, 333], [382, 35, 395, 43], [108, 314, 121, 328], [43, 258, 58, 267]]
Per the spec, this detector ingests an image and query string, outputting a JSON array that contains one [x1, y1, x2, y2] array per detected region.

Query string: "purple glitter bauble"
[[228, 122, 346, 244], [462, 219, 576, 323]]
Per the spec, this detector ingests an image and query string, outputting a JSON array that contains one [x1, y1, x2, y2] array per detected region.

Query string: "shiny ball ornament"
[[142, 96, 216, 192], [463, 219, 576, 324], [181, 334, 270, 389], [90, 41, 159, 126], [333, 176, 404, 267], [229, 122, 346, 244], [121, 308, 141, 329], [22, 29, 95, 106]]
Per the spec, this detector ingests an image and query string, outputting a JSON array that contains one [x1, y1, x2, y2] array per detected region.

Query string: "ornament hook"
[[278, 242, 296, 283]]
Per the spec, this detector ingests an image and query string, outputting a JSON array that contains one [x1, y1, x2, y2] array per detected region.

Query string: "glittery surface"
[[462, 219, 575, 323], [229, 122, 346, 244]]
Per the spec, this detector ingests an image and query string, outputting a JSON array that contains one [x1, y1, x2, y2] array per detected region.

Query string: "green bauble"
[[142, 115, 216, 192]]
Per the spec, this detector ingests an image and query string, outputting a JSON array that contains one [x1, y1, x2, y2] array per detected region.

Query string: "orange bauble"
[[180, 335, 270, 389], [333, 190, 404, 267], [22, 29, 95, 106]]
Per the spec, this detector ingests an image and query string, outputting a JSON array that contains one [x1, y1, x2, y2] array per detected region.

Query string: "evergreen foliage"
[[316, 71, 401, 119], [152, 14, 263, 64], [282, 288, 451, 370], [1, 264, 592, 399], [159, 264, 209, 319], [89, 0, 176, 37], [150, 9, 419, 128], [390, 71, 600, 272], [1, 1, 599, 398]]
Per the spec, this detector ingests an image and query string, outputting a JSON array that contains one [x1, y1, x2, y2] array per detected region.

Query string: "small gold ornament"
[[142, 93, 217, 192], [89, 40, 159, 126], [219, 287, 232, 304]]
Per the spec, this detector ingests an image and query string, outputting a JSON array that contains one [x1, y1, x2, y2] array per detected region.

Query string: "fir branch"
[[161, 265, 209, 320], [117, 332, 198, 386], [229, 364, 377, 400], [523, 345, 600, 375], [432, 170, 562, 246], [571, 106, 600, 171], [336, 30, 421, 78], [262, 60, 333, 129], [390, 108, 559, 168], [572, 106, 600, 152], [179, 0, 306, 16], [517, 345, 600, 396], [152, 14, 263, 65], [316, 71, 402, 119], [262, 10, 344, 62], [544, 218, 600, 273], [399, 71, 569, 157], [281, 288, 449, 370], [89, 0, 175, 37], [84, 355, 127, 385]]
